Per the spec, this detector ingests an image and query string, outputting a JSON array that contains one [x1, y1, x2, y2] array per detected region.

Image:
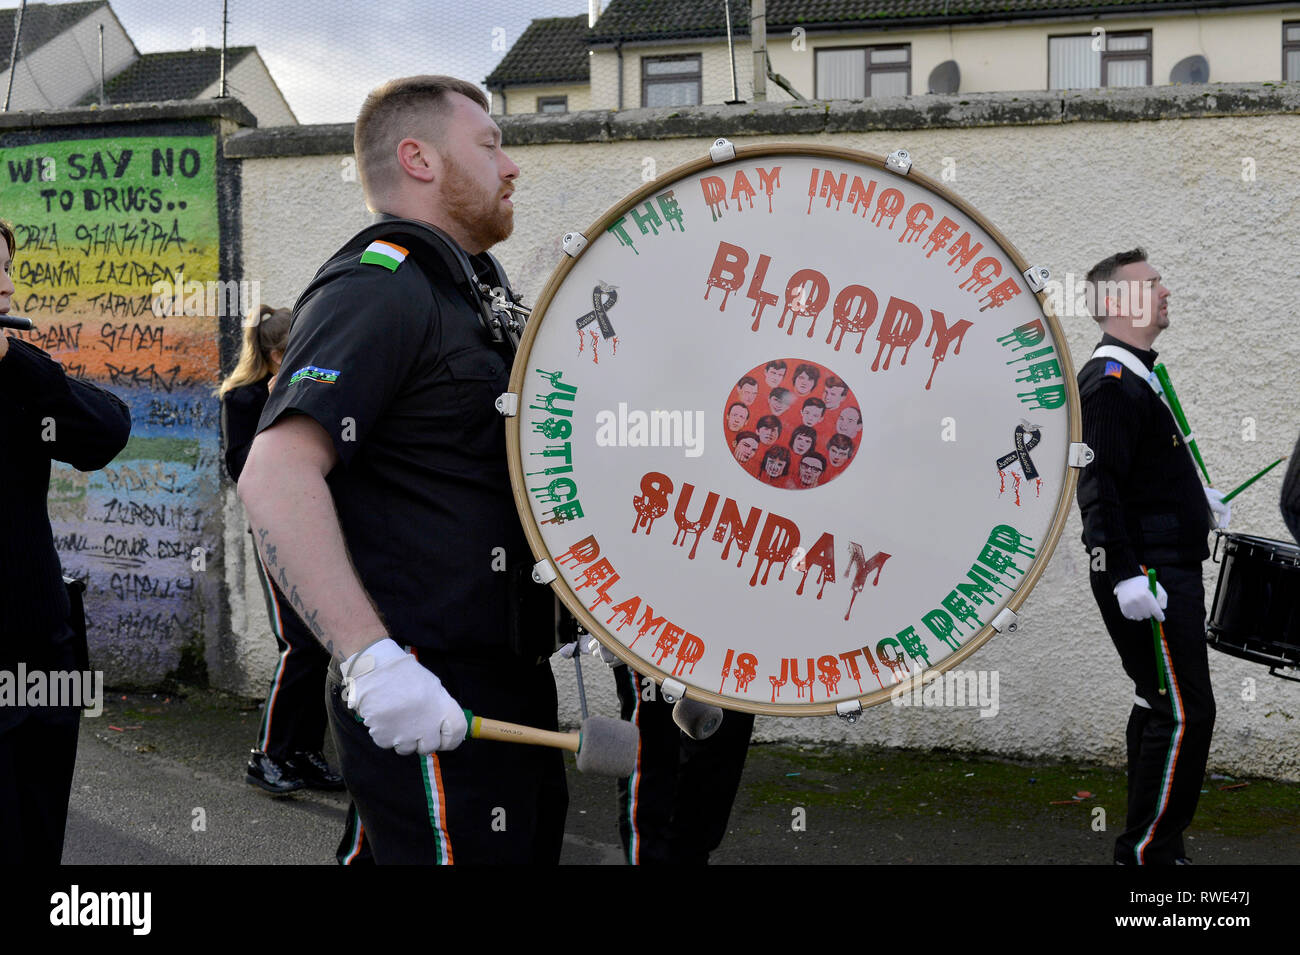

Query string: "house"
[[486, 14, 592, 115], [82, 47, 296, 126], [489, 0, 1300, 112], [1, 1, 295, 125]]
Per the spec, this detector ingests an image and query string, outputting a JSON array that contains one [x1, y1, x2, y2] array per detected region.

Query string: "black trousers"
[[0, 624, 82, 865], [1090, 563, 1215, 865], [614, 665, 754, 864], [251, 536, 330, 758], [327, 650, 567, 865]]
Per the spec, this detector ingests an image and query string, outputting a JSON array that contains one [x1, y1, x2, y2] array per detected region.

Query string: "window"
[[1285, 22, 1300, 80], [537, 96, 568, 114], [642, 55, 702, 107], [815, 45, 911, 99], [1049, 31, 1151, 89]]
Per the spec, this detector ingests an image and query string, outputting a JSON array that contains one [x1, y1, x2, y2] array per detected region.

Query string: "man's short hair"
[[756, 414, 782, 434], [737, 375, 757, 389], [793, 363, 820, 383], [802, 397, 826, 411], [0, 219, 13, 256], [801, 451, 827, 470], [354, 75, 489, 201], [824, 376, 846, 393], [765, 360, 787, 373], [1085, 247, 1147, 322]]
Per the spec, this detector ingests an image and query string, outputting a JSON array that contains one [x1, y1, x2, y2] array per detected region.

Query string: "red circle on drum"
[[725, 358, 860, 490]]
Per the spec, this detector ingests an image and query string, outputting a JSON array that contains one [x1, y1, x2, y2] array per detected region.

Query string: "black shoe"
[[245, 750, 306, 795], [289, 750, 346, 791]]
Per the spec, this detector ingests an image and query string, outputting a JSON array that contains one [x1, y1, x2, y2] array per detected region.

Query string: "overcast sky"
[[104, 0, 591, 123]]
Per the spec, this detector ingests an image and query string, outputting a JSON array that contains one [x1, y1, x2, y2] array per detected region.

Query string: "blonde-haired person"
[[220, 304, 343, 794]]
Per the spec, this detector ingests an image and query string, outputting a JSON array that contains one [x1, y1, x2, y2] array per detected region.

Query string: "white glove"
[[586, 636, 619, 666], [341, 638, 466, 755], [557, 637, 618, 666], [1205, 486, 1231, 529], [1113, 575, 1167, 622]]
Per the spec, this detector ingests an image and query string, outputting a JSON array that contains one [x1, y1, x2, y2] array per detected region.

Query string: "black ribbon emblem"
[[575, 285, 618, 339], [995, 424, 1041, 480]]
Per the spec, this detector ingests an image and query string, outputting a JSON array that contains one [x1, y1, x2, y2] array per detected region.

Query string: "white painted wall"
[[493, 82, 591, 115], [581, 7, 1300, 107], [234, 108, 1300, 780]]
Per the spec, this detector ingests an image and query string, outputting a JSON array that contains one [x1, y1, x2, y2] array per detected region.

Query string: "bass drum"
[[1207, 531, 1300, 679], [506, 143, 1080, 715]]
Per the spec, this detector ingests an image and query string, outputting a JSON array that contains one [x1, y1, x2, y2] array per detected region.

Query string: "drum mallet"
[[463, 710, 639, 777], [1147, 568, 1168, 697], [564, 625, 722, 741], [672, 697, 724, 740]]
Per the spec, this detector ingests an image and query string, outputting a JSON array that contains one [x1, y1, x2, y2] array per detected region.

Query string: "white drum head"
[[507, 144, 1079, 716]]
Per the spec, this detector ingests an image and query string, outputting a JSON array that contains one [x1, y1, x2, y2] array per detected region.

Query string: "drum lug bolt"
[[885, 148, 913, 175], [561, 232, 588, 257], [992, 607, 1020, 633], [1023, 265, 1051, 292], [660, 677, 687, 703], [708, 137, 736, 163], [1068, 442, 1094, 468], [835, 700, 863, 724], [495, 392, 519, 417], [531, 560, 558, 585]]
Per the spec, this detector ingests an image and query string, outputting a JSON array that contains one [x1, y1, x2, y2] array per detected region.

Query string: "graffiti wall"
[[2, 132, 225, 683]]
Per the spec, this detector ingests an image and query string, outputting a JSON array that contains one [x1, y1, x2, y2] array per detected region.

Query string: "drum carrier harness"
[[344, 216, 531, 357]]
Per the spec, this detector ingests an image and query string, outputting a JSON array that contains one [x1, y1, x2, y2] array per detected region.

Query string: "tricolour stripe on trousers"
[[1135, 618, 1185, 864]]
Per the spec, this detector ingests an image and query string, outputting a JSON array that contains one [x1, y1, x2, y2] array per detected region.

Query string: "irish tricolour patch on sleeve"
[[359, 240, 409, 271]]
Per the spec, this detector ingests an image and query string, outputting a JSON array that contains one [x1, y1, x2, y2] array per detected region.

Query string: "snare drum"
[[1207, 532, 1300, 679]]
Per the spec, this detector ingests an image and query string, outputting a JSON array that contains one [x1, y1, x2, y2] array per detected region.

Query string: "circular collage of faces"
[[724, 358, 861, 490]]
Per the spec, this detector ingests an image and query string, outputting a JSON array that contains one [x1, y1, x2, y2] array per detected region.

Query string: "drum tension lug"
[[1023, 265, 1051, 293], [660, 677, 687, 703], [1068, 442, 1094, 468], [885, 148, 912, 175], [561, 232, 588, 257], [991, 608, 1020, 633], [709, 137, 736, 163], [494, 392, 519, 417], [836, 700, 863, 724], [530, 560, 557, 585]]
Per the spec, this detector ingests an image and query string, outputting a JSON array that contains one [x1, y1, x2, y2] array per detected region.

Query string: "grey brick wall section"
[[220, 81, 1300, 158]]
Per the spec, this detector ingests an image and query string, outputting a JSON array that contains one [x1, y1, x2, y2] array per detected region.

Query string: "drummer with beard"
[[1075, 248, 1227, 866]]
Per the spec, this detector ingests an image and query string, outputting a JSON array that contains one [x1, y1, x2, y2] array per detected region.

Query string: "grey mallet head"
[[574, 715, 639, 777], [672, 698, 724, 740]]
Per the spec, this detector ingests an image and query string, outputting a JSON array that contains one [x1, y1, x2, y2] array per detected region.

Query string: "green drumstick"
[[1221, 457, 1286, 504], [1148, 568, 1167, 697], [1152, 364, 1212, 485]]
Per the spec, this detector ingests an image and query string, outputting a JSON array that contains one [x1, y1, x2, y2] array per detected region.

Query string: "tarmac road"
[[59, 687, 1299, 867]]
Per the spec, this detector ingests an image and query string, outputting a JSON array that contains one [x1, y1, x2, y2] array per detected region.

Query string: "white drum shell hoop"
[[506, 144, 1081, 716]]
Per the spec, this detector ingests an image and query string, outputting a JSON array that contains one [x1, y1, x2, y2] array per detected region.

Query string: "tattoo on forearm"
[[253, 524, 342, 662]]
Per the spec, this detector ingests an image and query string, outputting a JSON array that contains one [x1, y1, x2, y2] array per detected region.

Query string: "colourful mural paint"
[[2, 135, 224, 681]]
